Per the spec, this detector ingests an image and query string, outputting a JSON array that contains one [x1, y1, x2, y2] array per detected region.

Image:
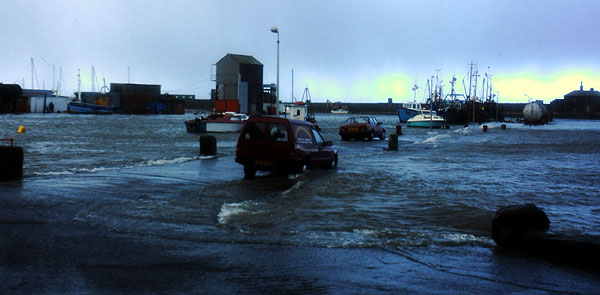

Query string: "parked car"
[[339, 116, 385, 141], [236, 116, 338, 179]]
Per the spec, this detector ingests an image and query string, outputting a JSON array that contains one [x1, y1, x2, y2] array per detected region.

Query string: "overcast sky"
[[2, 0, 599, 103]]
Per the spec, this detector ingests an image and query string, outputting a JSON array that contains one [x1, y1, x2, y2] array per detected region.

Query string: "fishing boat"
[[398, 84, 423, 122], [285, 87, 317, 122], [68, 69, 120, 114], [406, 110, 446, 128], [397, 101, 423, 122], [185, 112, 249, 133], [68, 101, 118, 114]]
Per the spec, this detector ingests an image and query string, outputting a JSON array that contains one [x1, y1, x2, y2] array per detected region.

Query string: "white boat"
[[406, 110, 446, 128], [331, 108, 348, 114], [185, 112, 249, 133]]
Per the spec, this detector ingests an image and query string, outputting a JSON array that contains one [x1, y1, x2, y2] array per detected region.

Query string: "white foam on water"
[[217, 200, 267, 225], [33, 156, 198, 176], [437, 232, 491, 246], [281, 180, 304, 198], [287, 173, 302, 180], [419, 133, 451, 144], [140, 156, 197, 166], [33, 170, 74, 176], [353, 228, 378, 236], [32, 166, 115, 176], [453, 127, 471, 135]]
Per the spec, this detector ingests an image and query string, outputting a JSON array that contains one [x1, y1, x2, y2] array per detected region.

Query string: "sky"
[[1, 0, 599, 103]]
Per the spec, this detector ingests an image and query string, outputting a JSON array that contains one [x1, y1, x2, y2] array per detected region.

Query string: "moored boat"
[[68, 101, 119, 114], [397, 101, 423, 122], [406, 110, 446, 128], [330, 108, 348, 114], [185, 112, 249, 133]]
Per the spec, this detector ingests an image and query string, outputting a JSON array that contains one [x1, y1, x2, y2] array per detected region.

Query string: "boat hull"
[[406, 120, 445, 128], [185, 120, 245, 133], [205, 122, 245, 133], [397, 107, 419, 122], [68, 102, 117, 114], [330, 110, 348, 114]]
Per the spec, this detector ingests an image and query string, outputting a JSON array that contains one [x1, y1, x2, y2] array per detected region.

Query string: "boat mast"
[[471, 62, 479, 126], [91, 66, 96, 92], [31, 58, 34, 89], [52, 64, 56, 95], [77, 68, 81, 102], [467, 61, 474, 100], [291, 69, 294, 102], [430, 74, 436, 132], [58, 67, 62, 96]]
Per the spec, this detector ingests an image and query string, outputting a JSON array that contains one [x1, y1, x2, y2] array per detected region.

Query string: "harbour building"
[[551, 82, 600, 118]]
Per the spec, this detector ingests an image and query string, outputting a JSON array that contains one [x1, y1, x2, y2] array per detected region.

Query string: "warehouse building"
[[213, 54, 265, 115]]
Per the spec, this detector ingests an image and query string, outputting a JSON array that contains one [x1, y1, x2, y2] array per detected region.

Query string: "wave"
[[217, 200, 269, 225], [32, 156, 200, 176], [281, 180, 304, 198], [413, 133, 451, 145], [33, 166, 115, 176], [138, 156, 198, 166]]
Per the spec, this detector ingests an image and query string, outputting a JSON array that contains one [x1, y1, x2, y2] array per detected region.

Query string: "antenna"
[[412, 84, 419, 102], [91, 66, 96, 92], [291, 69, 294, 102], [58, 67, 62, 96], [77, 68, 81, 101]]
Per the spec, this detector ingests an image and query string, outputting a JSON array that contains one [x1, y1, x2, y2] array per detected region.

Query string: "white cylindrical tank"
[[523, 102, 547, 124]]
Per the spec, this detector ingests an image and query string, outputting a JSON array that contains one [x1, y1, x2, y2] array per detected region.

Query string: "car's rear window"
[[244, 122, 266, 140], [269, 124, 288, 142]]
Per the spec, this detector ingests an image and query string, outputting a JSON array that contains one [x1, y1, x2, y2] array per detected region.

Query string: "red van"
[[235, 116, 338, 179]]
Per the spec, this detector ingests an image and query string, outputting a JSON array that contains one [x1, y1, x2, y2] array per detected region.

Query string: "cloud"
[[494, 69, 600, 103]]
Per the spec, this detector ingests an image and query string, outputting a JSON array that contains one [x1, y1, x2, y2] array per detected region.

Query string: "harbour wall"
[[184, 99, 597, 119]]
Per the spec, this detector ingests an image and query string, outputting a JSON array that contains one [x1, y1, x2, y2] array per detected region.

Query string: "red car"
[[236, 116, 338, 179], [339, 116, 386, 141]]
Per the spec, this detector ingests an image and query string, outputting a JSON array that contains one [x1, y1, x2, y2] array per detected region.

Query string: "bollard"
[[490, 204, 600, 269], [0, 145, 24, 181], [395, 125, 402, 135], [491, 204, 549, 248], [482, 125, 488, 132], [501, 124, 507, 130], [388, 133, 398, 151], [199, 135, 217, 156], [17, 126, 26, 133]]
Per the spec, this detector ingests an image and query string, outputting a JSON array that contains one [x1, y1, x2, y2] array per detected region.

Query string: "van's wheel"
[[328, 155, 338, 169], [296, 158, 309, 174], [244, 164, 256, 179], [341, 135, 349, 141], [379, 130, 386, 140], [368, 130, 374, 141]]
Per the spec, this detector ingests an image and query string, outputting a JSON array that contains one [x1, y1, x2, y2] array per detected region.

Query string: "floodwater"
[[1, 113, 599, 294]]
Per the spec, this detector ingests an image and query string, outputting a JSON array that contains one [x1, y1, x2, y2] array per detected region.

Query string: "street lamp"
[[271, 27, 279, 116]]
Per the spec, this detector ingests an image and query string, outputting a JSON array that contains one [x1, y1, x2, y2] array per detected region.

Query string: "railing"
[[0, 138, 14, 147]]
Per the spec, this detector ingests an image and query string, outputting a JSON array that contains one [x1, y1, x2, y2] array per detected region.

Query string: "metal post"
[[276, 32, 280, 117], [271, 27, 280, 117]]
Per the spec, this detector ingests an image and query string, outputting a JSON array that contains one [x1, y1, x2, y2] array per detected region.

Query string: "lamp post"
[[271, 27, 280, 116]]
